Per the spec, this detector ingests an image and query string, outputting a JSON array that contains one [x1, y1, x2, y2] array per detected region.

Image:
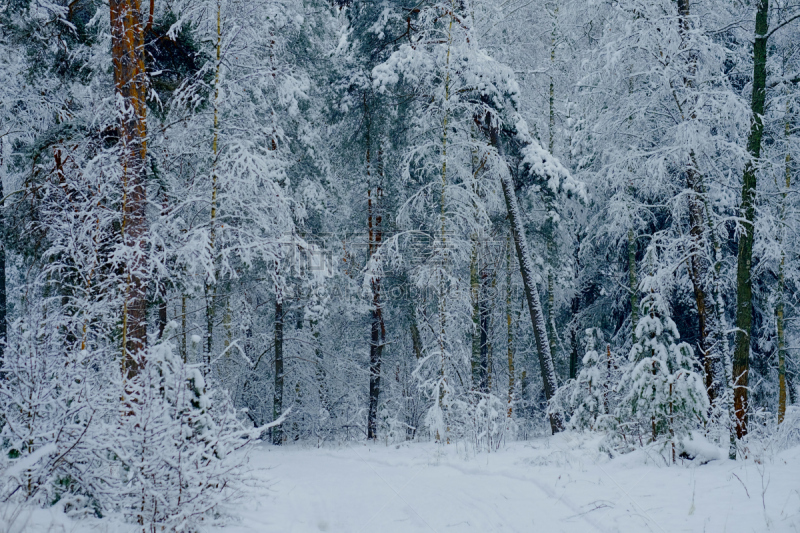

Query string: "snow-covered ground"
[[5, 434, 800, 533]]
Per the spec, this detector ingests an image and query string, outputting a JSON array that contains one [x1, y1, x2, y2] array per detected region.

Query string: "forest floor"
[[227, 433, 800, 533], [6, 432, 800, 533]]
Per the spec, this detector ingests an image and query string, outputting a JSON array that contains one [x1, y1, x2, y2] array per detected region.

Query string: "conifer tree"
[[617, 274, 709, 456]]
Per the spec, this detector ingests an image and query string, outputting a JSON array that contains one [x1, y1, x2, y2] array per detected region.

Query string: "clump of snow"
[[677, 432, 724, 463]]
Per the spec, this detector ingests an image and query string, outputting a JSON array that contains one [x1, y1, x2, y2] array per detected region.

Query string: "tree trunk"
[[546, 7, 559, 373], [311, 320, 330, 423], [366, 144, 385, 440], [204, 0, 223, 374], [777, 99, 792, 424], [471, 242, 482, 390], [569, 296, 579, 380], [733, 0, 769, 440], [489, 114, 563, 433], [507, 232, 515, 416], [433, 9, 455, 444], [157, 290, 167, 339], [272, 298, 284, 445], [677, 0, 719, 405], [156, 192, 168, 340], [204, 283, 216, 372], [628, 227, 638, 343], [180, 294, 187, 362], [685, 166, 716, 402], [0, 174, 6, 378], [569, 232, 582, 380], [478, 267, 491, 392], [111, 0, 148, 375], [409, 301, 423, 361]]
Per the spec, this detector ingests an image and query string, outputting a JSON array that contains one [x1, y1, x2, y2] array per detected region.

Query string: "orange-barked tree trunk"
[[111, 0, 148, 376]]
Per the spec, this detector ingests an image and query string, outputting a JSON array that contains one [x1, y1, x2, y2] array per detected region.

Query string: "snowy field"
[[6, 434, 800, 533]]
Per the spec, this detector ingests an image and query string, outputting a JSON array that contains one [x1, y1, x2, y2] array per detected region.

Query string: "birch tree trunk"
[[733, 0, 769, 439], [111, 0, 148, 375], [204, 0, 223, 373]]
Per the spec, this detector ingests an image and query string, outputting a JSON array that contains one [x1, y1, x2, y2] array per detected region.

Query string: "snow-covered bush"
[[0, 309, 112, 517], [0, 318, 271, 530], [468, 393, 515, 452], [774, 407, 800, 451], [110, 327, 265, 530]]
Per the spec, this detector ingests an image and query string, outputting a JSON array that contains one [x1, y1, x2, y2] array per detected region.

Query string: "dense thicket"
[[0, 0, 798, 527]]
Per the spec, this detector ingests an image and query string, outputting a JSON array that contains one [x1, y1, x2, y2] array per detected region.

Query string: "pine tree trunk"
[[733, 0, 769, 440], [489, 115, 563, 433], [110, 0, 148, 375], [273, 298, 284, 445]]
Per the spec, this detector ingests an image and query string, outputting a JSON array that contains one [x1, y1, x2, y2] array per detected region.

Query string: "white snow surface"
[[4, 433, 800, 533]]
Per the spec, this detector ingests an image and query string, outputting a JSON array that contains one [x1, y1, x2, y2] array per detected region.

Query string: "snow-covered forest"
[[1, 0, 799, 531]]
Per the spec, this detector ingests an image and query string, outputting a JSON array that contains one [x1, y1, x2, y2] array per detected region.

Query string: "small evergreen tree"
[[616, 276, 709, 459], [568, 328, 614, 431]]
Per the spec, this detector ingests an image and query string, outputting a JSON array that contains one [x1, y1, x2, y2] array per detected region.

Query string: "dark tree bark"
[[366, 139, 385, 441], [273, 298, 284, 445], [157, 294, 167, 339], [628, 228, 638, 343], [733, 0, 769, 440], [569, 296, 580, 380], [0, 175, 6, 378], [479, 269, 490, 392], [409, 301, 423, 361]]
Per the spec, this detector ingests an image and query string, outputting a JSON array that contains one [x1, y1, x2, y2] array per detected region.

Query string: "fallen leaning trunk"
[[489, 115, 564, 434]]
